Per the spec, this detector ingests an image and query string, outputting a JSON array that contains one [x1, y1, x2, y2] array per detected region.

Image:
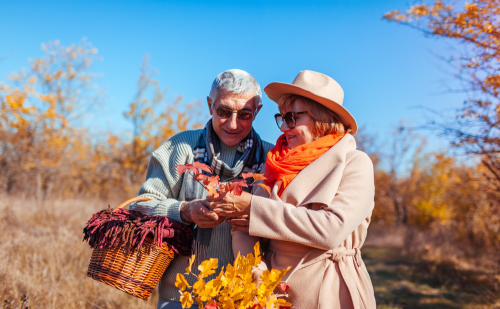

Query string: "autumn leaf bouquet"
[[173, 162, 271, 198], [176, 243, 291, 309]]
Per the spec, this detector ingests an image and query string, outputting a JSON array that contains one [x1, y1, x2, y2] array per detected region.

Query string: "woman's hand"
[[206, 191, 252, 217], [227, 216, 250, 233]]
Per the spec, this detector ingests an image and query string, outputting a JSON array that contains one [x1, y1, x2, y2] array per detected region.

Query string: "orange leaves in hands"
[[175, 163, 268, 198]]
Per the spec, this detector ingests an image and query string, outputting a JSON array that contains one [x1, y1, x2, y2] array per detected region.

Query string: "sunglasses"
[[213, 105, 256, 121], [274, 111, 308, 129]]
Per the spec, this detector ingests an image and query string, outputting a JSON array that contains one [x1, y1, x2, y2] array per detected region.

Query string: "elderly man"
[[131, 69, 273, 309]]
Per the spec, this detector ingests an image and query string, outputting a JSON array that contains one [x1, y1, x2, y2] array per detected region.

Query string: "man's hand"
[[180, 199, 225, 228]]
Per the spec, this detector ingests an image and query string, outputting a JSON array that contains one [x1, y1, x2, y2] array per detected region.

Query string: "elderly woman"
[[208, 70, 376, 308]]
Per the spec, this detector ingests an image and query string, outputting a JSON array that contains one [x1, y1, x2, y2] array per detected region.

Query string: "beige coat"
[[232, 134, 376, 309]]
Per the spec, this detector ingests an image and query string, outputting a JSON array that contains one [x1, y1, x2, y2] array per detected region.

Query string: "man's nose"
[[228, 113, 238, 130]]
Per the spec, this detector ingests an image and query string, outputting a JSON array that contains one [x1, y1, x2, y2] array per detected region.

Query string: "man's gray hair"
[[209, 69, 262, 106]]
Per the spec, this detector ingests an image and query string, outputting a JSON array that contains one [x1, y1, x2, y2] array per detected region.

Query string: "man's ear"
[[254, 104, 263, 118], [207, 96, 213, 116]]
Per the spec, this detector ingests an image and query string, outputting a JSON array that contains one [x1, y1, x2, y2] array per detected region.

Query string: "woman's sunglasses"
[[274, 111, 308, 129], [213, 105, 256, 121]]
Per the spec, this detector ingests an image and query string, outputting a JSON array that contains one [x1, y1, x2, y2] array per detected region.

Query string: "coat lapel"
[[279, 134, 357, 207]]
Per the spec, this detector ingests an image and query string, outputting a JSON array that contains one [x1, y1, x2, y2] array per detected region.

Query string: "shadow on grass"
[[363, 248, 500, 309]]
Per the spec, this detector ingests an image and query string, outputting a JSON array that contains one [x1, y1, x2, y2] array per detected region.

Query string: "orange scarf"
[[264, 133, 345, 197]]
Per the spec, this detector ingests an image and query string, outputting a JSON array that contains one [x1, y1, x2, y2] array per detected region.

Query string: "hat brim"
[[264, 82, 358, 135]]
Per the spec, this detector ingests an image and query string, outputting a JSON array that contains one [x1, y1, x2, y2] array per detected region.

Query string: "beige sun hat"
[[264, 70, 358, 135]]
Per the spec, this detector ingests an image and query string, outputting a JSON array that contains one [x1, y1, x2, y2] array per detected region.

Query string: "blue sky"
[[0, 0, 466, 148]]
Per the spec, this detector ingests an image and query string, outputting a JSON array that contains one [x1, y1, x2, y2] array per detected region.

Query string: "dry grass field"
[[1, 195, 499, 309], [0, 196, 158, 309]]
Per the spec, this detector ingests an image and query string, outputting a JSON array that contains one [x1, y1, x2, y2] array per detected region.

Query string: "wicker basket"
[[86, 197, 175, 300]]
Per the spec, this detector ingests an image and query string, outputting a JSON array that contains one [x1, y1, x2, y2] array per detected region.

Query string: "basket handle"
[[112, 196, 154, 212]]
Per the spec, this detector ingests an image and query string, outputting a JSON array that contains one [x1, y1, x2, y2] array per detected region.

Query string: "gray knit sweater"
[[130, 128, 273, 302]]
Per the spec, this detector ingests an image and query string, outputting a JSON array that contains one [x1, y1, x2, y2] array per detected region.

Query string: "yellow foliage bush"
[[176, 243, 291, 309]]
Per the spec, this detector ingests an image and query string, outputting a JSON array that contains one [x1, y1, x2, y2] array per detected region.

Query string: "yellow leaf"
[[175, 273, 190, 291], [198, 258, 218, 279], [195, 297, 203, 309], [253, 242, 261, 266], [186, 255, 195, 274], [180, 291, 194, 308], [193, 279, 206, 295]]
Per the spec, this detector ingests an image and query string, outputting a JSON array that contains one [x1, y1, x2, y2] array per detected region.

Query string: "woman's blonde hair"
[[278, 94, 348, 139]]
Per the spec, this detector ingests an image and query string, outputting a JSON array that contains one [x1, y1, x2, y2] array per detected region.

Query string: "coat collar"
[[277, 134, 357, 207]]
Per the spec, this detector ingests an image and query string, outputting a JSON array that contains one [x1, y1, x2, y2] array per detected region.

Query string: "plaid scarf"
[[187, 120, 267, 247], [193, 119, 266, 182]]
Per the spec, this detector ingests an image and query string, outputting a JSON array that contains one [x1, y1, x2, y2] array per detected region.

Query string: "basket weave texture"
[[84, 196, 190, 300], [87, 237, 174, 300]]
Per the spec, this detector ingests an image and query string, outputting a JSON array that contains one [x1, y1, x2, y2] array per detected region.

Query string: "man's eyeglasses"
[[212, 105, 256, 121], [274, 111, 308, 129]]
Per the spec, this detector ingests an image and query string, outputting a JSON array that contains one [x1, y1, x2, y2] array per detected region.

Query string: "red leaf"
[[248, 300, 261, 309], [173, 164, 194, 176], [206, 175, 220, 186], [192, 162, 213, 174], [277, 282, 290, 292], [195, 173, 207, 181], [205, 300, 218, 309], [229, 179, 248, 196], [173, 162, 213, 177], [219, 183, 230, 193]]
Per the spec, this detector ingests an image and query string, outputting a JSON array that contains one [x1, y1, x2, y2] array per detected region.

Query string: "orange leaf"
[[257, 183, 271, 196], [173, 164, 193, 176], [192, 162, 212, 174], [206, 175, 220, 186], [219, 183, 230, 193], [242, 172, 267, 182], [207, 184, 217, 195], [229, 179, 248, 196], [173, 162, 213, 176], [252, 173, 267, 182], [195, 173, 207, 181]]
